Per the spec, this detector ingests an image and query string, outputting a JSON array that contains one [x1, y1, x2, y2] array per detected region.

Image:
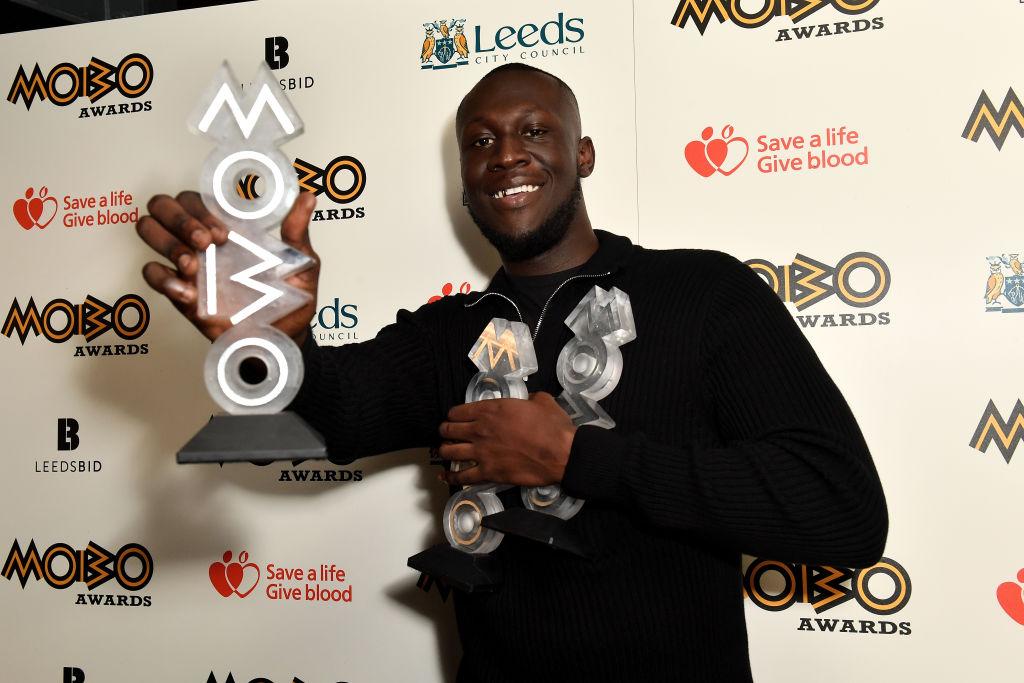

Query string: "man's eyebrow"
[[460, 108, 547, 129]]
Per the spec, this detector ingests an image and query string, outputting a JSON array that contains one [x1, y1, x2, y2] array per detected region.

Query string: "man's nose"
[[489, 135, 529, 171]]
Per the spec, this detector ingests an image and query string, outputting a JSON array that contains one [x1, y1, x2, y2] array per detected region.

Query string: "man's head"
[[456, 64, 594, 263]]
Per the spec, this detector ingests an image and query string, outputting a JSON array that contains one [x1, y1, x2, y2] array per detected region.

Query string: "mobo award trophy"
[[177, 62, 326, 464], [408, 286, 635, 589], [407, 318, 536, 591]]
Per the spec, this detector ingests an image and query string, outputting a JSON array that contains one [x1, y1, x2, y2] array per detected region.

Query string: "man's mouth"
[[490, 184, 541, 199]]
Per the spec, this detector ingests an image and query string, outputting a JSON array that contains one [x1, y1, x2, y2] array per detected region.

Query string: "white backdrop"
[[1, 1, 1022, 681]]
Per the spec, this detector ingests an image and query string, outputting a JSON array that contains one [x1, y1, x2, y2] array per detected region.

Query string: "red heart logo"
[[13, 199, 33, 229], [717, 136, 750, 176], [684, 140, 715, 177], [225, 550, 259, 597], [34, 188, 57, 228], [706, 138, 728, 167], [996, 569, 1024, 626], [208, 551, 233, 597]]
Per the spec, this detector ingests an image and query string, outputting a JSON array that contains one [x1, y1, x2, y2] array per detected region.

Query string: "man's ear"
[[577, 136, 595, 178]]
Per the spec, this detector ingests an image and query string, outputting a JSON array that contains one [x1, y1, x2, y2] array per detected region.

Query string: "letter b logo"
[[58, 418, 79, 451], [265, 36, 289, 69], [63, 667, 85, 683]]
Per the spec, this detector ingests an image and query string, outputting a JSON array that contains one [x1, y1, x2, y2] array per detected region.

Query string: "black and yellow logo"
[[744, 556, 911, 615], [7, 54, 153, 110], [2, 539, 153, 591], [236, 156, 366, 205], [746, 252, 890, 310], [2, 294, 149, 344], [962, 88, 1024, 151], [970, 399, 1024, 463], [670, 0, 879, 33]]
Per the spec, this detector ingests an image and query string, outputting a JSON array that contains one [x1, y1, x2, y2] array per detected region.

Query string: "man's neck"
[[502, 214, 599, 277]]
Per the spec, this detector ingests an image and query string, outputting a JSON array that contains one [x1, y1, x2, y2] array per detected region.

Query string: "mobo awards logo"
[[744, 555, 912, 635], [2, 293, 150, 356], [962, 87, 1023, 150], [670, 0, 883, 42], [970, 399, 1024, 464], [235, 153, 367, 223], [746, 252, 891, 328], [7, 53, 154, 118], [2, 538, 154, 607]]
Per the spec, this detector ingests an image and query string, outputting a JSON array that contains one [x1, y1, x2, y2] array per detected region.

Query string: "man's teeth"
[[492, 184, 539, 199]]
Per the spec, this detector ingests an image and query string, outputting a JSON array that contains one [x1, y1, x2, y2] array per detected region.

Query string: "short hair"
[[456, 63, 581, 131]]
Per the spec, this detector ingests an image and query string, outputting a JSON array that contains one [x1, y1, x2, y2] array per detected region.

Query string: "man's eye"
[[526, 128, 546, 137], [473, 137, 493, 148]]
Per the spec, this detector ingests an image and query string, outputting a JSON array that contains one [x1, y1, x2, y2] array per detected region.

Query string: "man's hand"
[[136, 191, 320, 343], [438, 392, 577, 487]]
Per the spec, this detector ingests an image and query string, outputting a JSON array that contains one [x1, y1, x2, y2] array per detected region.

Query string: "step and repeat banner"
[[0, 1, 1021, 681]]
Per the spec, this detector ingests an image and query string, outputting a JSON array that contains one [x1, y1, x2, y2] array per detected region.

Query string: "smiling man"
[[138, 63, 887, 682]]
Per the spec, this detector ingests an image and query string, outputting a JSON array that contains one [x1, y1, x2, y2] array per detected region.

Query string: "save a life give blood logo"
[[685, 125, 748, 176], [13, 187, 57, 229], [998, 568, 1024, 626], [208, 549, 352, 604], [209, 551, 259, 598]]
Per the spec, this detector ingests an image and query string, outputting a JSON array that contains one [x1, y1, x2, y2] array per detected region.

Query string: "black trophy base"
[[407, 543, 503, 593], [483, 508, 591, 558], [177, 412, 327, 464]]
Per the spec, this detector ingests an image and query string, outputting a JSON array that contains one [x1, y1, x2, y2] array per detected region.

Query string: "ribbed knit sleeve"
[[562, 255, 888, 568], [288, 309, 444, 465]]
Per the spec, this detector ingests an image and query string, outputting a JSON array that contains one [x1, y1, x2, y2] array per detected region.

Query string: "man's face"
[[457, 71, 591, 261]]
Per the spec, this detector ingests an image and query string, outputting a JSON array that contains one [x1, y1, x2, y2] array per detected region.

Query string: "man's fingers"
[[281, 192, 317, 255], [136, 216, 197, 276], [442, 465, 483, 487], [142, 261, 196, 306], [447, 400, 499, 422], [437, 441, 476, 462], [438, 421, 477, 442], [147, 193, 216, 250], [176, 191, 228, 243]]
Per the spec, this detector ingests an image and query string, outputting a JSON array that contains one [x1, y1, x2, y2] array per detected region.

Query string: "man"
[[137, 63, 887, 682]]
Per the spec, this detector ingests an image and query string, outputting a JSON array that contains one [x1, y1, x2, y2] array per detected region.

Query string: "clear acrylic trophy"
[[407, 318, 536, 591], [408, 286, 636, 590], [176, 63, 326, 464]]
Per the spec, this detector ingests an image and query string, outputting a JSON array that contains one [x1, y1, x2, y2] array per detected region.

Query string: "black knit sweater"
[[291, 230, 888, 682]]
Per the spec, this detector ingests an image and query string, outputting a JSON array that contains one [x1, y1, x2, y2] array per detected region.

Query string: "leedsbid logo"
[[209, 550, 259, 598]]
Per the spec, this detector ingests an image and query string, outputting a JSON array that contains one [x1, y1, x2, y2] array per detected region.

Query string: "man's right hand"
[[136, 190, 320, 344]]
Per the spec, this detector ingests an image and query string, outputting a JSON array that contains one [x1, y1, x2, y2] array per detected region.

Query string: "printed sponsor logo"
[[311, 297, 359, 344], [685, 123, 870, 177], [258, 35, 315, 91], [39, 418, 101, 474], [13, 186, 139, 231], [970, 399, 1024, 463], [420, 13, 584, 71], [428, 281, 472, 303], [746, 253, 891, 328], [669, 0, 884, 42], [2, 539, 153, 607], [209, 550, 353, 604], [63, 668, 85, 683], [744, 556, 911, 635], [7, 53, 154, 118], [2, 293, 151, 357], [962, 88, 1023, 150], [984, 255, 1024, 312], [997, 567, 1024, 626]]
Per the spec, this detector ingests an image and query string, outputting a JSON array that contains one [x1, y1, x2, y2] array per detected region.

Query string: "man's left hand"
[[438, 392, 577, 487]]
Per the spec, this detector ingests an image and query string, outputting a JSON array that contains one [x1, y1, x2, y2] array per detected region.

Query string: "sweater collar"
[[477, 229, 633, 300]]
